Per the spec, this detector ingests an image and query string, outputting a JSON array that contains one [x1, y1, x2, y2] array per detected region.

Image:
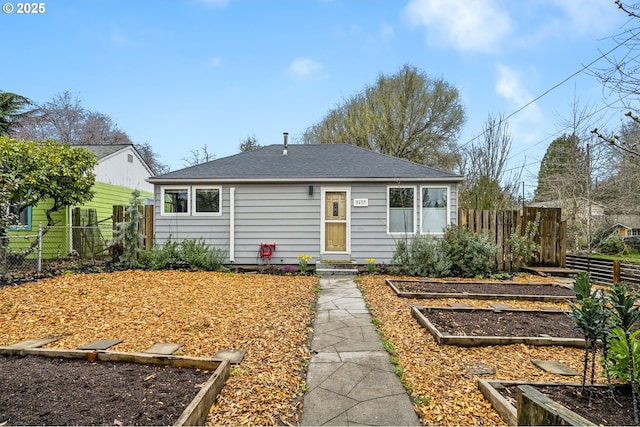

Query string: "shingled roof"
[[149, 144, 463, 183], [77, 144, 133, 160]]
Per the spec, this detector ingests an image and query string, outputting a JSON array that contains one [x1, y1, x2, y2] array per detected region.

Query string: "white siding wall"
[[94, 147, 154, 193], [153, 181, 459, 266]]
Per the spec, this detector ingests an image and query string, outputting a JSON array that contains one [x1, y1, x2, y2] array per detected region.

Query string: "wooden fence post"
[[613, 260, 621, 284]]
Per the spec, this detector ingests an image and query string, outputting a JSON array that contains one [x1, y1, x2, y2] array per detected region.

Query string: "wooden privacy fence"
[[458, 207, 567, 272], [112, 205, 154, 250], [566, 254, 640, 287]]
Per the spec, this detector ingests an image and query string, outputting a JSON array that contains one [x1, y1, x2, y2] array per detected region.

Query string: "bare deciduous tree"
[[459, 113, 521, 210], [238, 134, 260, 152], [182, 144, 215, 167]]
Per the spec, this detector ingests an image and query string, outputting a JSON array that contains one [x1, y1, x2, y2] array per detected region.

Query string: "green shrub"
[[508, 212, 541, 270], [391, 235, 451, 277], [139, 237, 226, 271], [604, 327, 640, 385], [600, 234, 627, 255], [439, 226, 497, 278]]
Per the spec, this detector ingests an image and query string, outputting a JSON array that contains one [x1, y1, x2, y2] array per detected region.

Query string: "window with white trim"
[[193, 186, 221, 216], [160, 186, 222, 216], [388, 186, 415, 234], [162, 187, 189, 215], [421, 186, 449, 234]]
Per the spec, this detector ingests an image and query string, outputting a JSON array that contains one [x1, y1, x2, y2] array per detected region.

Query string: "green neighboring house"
[[10, 144, 154, 259]]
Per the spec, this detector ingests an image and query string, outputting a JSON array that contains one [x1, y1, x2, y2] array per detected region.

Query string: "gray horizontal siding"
[[153, 181, 459, 265]]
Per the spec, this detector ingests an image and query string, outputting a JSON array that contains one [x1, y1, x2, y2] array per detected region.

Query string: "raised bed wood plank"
[[7, 338, 58, 349], [411, 306, 585, 348]]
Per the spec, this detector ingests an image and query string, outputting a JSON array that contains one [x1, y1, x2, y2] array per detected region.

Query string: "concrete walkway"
[[301, 276, 420, 426]]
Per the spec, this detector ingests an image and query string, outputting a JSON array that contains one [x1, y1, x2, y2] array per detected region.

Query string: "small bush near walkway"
[[391, 226, 497, 278]]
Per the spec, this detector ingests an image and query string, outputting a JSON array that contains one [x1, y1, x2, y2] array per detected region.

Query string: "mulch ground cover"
[[1, 270, 619, 426], [356, 274, 604, 426], [0, 270, 318, 426], [0, 354, 211, 426]]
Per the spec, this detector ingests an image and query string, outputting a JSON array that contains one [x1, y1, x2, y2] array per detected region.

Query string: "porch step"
[[315, 261, 359, 276]]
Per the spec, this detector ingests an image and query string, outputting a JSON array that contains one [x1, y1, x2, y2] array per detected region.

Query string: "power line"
[[460, 29, 640, 151]]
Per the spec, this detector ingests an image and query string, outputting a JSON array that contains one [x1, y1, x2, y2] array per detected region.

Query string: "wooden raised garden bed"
[[478, 379, 633, 426], [412, 306, 585, 348], [386, 278, 575, 302], [0, 346, 230, 426]]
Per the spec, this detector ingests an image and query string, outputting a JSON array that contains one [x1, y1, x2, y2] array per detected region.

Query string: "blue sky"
[[1, 0, 631, 195]]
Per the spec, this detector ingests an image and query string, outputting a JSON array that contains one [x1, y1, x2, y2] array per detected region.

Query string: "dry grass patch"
[[0, 270, 318, 426]]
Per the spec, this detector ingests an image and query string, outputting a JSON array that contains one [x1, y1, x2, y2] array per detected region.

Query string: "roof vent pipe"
[[283, 132, 288, 156]]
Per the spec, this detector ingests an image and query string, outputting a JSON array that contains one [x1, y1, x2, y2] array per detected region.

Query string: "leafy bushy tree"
[[0, 137, 97, 227], [0, 137, 97, 279], [302, 64, 465, 171]]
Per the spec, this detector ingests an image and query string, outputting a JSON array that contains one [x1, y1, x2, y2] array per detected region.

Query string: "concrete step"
[[315, 261, 359, 276]]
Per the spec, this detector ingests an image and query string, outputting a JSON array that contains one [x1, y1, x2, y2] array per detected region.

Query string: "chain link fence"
[[1, 224, 115, 282]]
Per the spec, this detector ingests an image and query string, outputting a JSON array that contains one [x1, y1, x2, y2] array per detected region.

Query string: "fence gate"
[[458, 207, 567, 272]]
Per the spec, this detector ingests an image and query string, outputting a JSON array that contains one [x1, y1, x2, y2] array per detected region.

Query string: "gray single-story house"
[[147, 141, 464, 266]]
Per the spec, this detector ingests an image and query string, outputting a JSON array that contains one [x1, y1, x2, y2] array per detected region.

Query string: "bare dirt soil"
[[0, 354, 211, 426], [0, 270, 318, 426], [392, 280, 575, 297], [420, 308, 583, 338], [499, 383, 635, 426]]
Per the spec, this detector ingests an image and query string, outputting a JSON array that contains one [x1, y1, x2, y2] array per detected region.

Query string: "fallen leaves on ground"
[[357, 274, 599, 426], [0, 270, 318, 426]]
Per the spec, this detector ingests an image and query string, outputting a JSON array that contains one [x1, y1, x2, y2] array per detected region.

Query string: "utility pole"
[[586, 143, 592, 255]]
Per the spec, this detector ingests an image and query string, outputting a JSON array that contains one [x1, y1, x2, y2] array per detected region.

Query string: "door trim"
[[320, 186, 351, 255]]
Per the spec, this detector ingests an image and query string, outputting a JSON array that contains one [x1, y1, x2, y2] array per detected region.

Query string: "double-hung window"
[[388, 186, 416, 234], [161, 186, 222, 216], [421, 186, 449, 235]]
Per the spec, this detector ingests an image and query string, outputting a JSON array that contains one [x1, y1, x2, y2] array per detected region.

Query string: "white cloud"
[[549, 0, 621, 36], [496, 65, 529, 106], [496, 64, 540, 121], [287, 58, 321, 78], [404, 0, 512, 53]]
